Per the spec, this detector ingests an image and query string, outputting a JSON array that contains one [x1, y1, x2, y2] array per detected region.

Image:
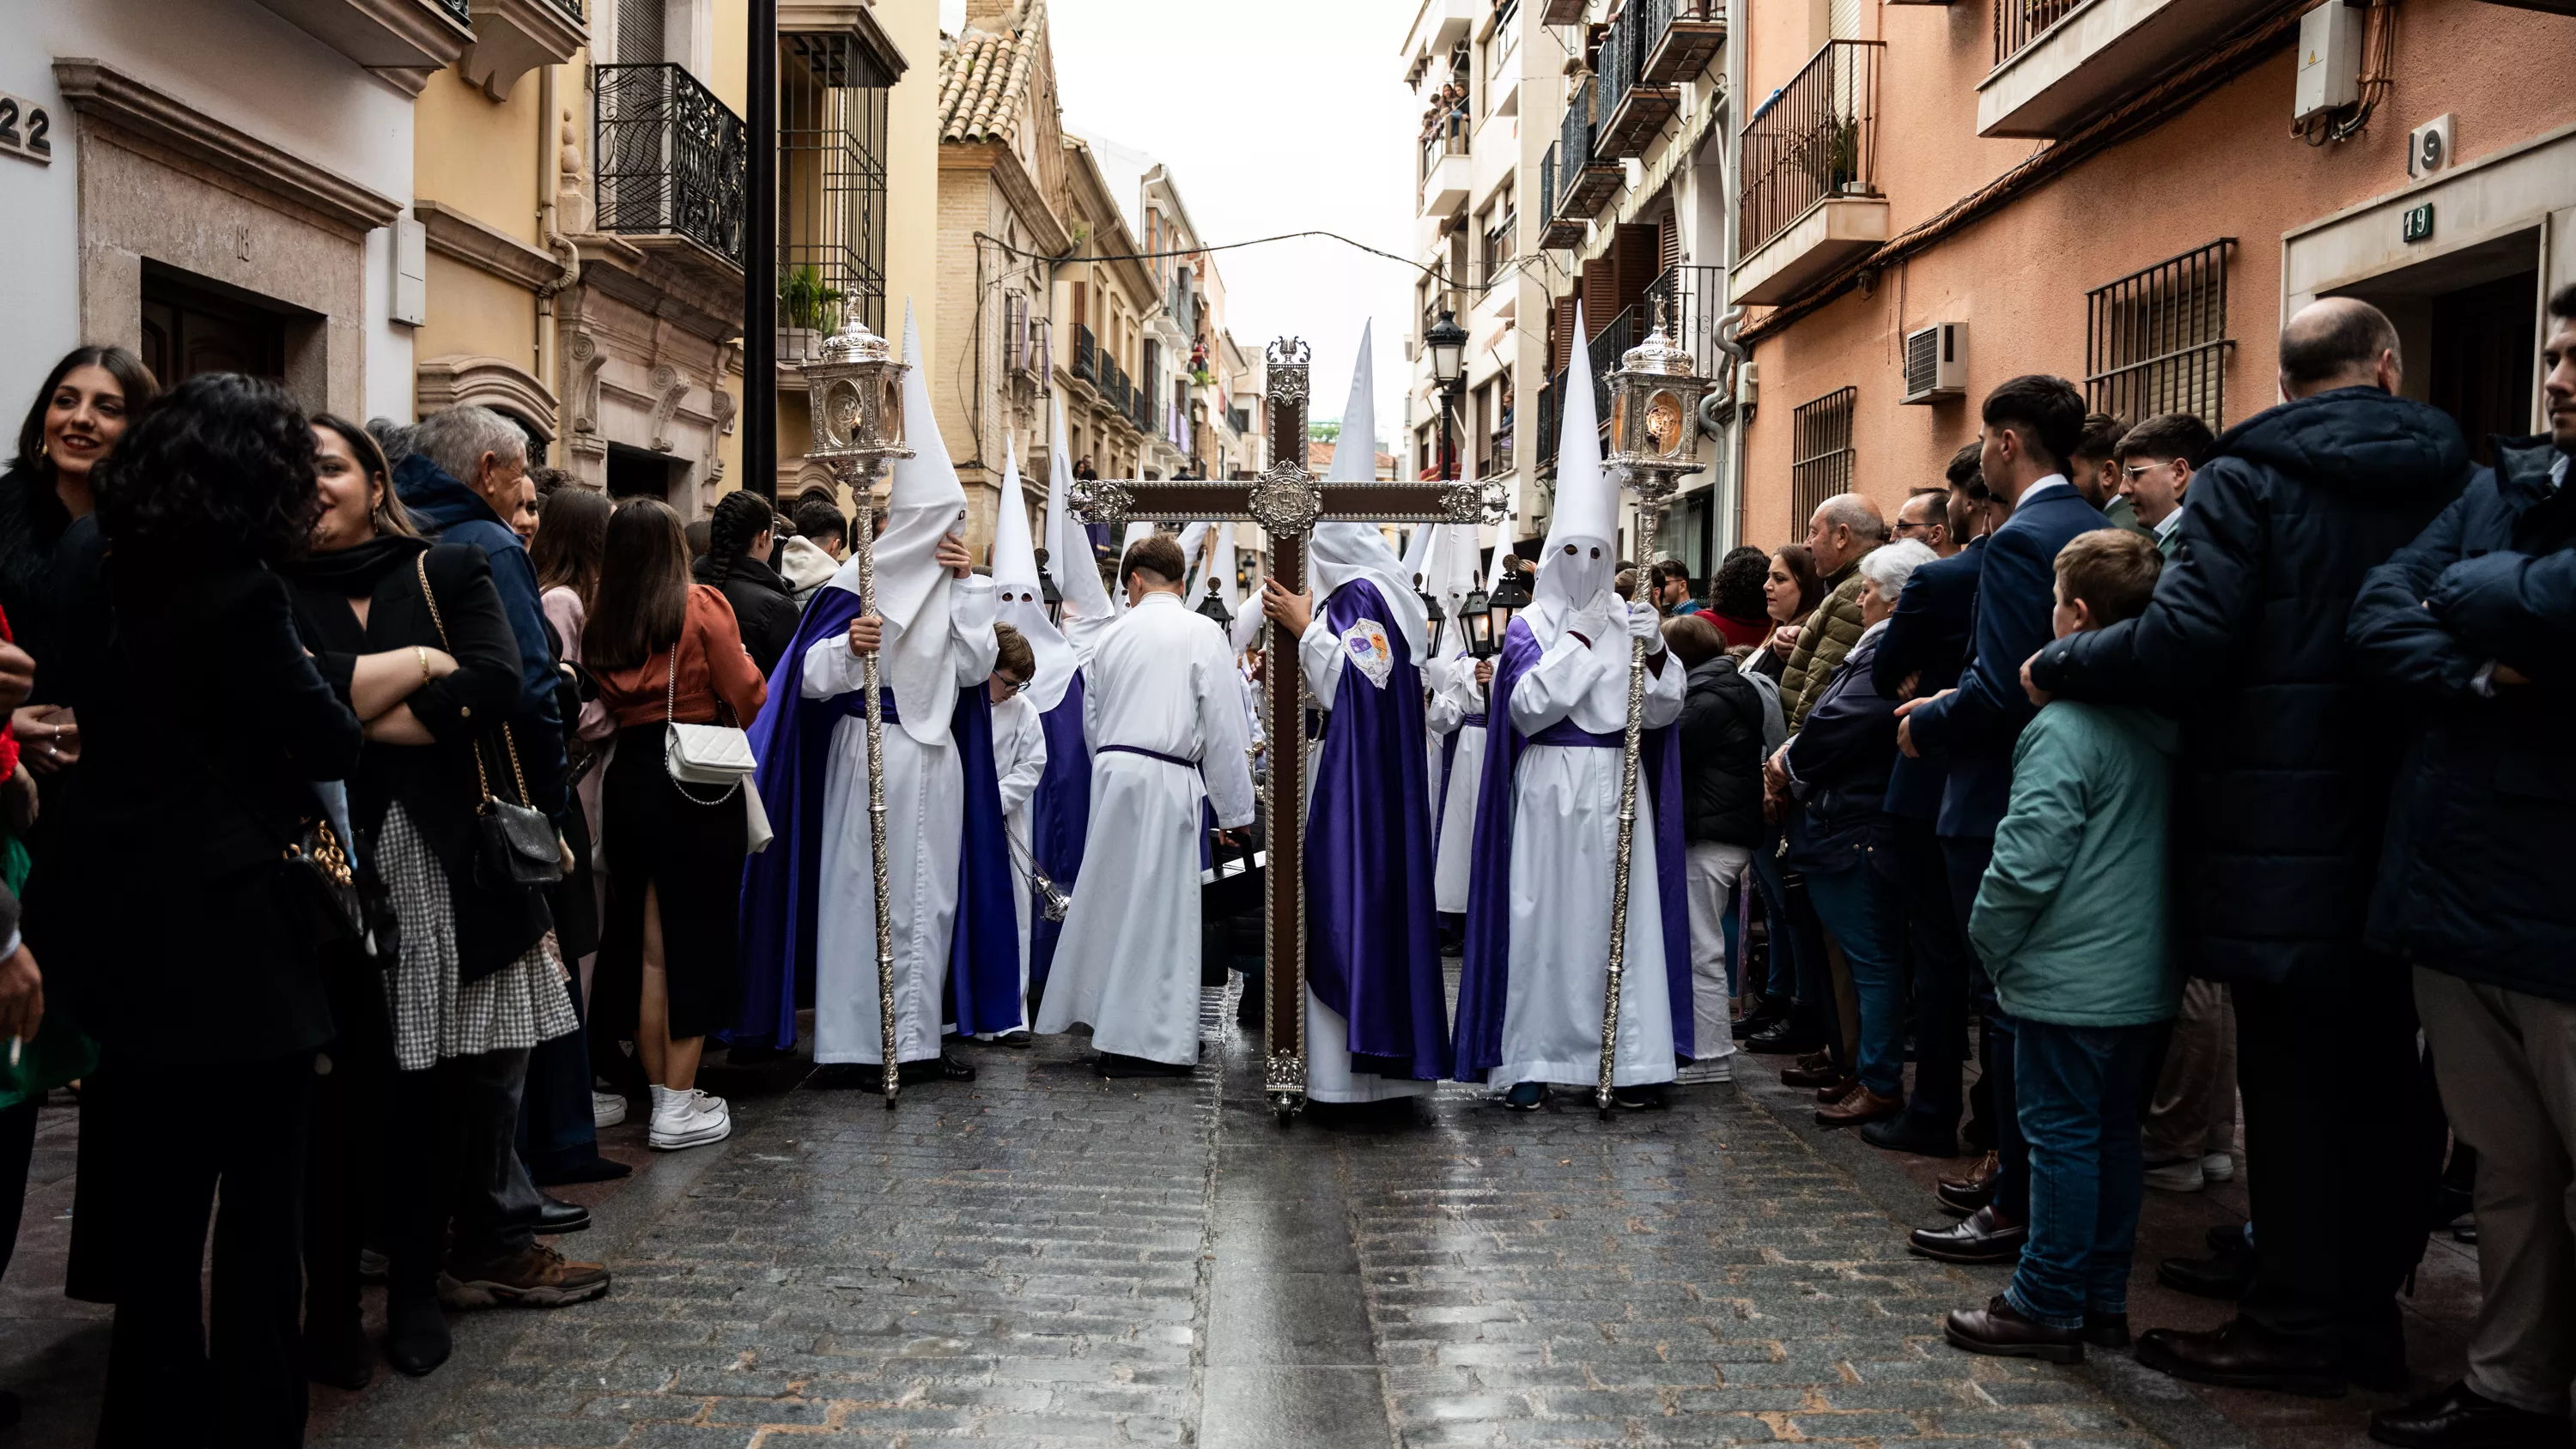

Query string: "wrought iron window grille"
[[1790, 386, 1858, 526], [2085, 239, 2233, 431], [594, 63, 748, 266]]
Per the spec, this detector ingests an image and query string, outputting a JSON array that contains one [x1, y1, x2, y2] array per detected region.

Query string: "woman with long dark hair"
[[283, 415, 603, 1380], [693, 488, 799, 675], [73, 373, 361, 1444], [531, 485, 623, 1126], [586, 499, 763, 1151], [1740, 540, 1834, 1065], [1706, 545, 1776, 652]]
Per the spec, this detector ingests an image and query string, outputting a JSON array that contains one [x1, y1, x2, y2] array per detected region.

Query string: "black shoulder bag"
[[416, 554, 563, 888]]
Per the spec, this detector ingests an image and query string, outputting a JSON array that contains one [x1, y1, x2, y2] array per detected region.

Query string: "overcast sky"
[[952, 0, 1424, 452]]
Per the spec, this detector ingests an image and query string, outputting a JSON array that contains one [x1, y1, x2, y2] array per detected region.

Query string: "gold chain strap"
[[414, 552, 534, 810]]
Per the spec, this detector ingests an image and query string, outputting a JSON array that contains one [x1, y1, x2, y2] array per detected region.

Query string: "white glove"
[[1627, 602, 1666, 652], [1567, 605, 1613, 644]]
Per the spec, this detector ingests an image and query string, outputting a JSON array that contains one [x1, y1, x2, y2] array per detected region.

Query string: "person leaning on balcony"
[[1778, 493, 1886, 731], [2346, 282, 2576, 1449], [2025, 299, 2470, 1396]]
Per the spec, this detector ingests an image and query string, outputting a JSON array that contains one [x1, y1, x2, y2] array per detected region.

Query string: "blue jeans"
[[1748, 834, 1827, 1028], [1801, 851, 1906, 1097], [2006, 1019, 2160, 1328]]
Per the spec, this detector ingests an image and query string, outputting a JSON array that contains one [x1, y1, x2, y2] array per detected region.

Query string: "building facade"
[[1729, 0, 2576, 546], [1402, 0, 1739, 586]]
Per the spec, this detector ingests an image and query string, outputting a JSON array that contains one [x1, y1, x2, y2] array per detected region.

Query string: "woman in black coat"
[[284, 415, 601, 1380], [74, 373, 362, 1446], [692, 488, 799, 675], [1665, 613, 1767, 1080]]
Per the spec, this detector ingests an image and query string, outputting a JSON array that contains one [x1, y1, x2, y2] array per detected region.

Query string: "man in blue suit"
[[1865, 446, 1990, 1161], [1894, 376, 2106, 1263]]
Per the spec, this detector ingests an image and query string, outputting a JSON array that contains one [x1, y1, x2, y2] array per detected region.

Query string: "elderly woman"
[[1768, 539, 1938, 1128]]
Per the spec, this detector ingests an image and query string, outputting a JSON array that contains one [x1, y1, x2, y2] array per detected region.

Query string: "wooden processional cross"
[[1069, 339, 1504, 1123]]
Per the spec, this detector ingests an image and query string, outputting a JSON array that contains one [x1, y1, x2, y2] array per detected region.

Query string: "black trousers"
[[386, 1048, 541, 1302], [305, 955, 392, 1343], [0, 1096, 37, 1286], [1890, 817, 1970, 1137], [100, 1051, 314, 1449], [2233, 957, 2442, 1365], [1941, 834, 2026, 1220]]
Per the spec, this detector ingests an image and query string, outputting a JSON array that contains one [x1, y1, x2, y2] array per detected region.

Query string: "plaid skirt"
[[380, 803, 578, 1073]]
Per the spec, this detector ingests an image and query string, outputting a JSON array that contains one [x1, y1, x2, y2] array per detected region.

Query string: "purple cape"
[[1451, 615, 1692, 1082], [733, 585, 1018, 1047], [1306, 580, 1453, 1081], [1024, 671, 1090, 1007]]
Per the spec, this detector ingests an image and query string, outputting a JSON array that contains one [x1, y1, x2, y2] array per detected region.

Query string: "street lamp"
[[1197, 578, 1235, 627], [1425, 309, 1467, 391]]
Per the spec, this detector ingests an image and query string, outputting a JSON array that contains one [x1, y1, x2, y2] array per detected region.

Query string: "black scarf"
[[282, 532, 432, 596]]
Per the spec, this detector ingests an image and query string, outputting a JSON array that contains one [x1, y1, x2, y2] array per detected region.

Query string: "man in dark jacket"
[[2027, 298, 2468, 1395], [1866, 445, 1989, 1158], [1668, 614, 1764, 1084], [1897, 375, 2105, 1264], [2347, 286, 2576, 1449]]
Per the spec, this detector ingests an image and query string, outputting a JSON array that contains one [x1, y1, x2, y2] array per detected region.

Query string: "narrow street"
[[0, 973, 2481, 1448]]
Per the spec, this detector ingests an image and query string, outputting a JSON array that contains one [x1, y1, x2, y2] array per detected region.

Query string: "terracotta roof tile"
[[937, 2, 1046, 146]]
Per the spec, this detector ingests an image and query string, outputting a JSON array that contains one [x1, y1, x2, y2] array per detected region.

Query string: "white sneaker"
[[2200, 1151, 2236, 1183], [2143, 1157, 2206, 1192], [647, 1085, 731, 1150], [1674, 1058, 1735, 1085], [592, 1091, 628, 1129]]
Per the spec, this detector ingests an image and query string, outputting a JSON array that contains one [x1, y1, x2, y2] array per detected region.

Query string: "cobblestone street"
[[0, 976, 2469, 1448]]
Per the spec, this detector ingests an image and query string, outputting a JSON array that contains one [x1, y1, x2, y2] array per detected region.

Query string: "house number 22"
[[0, 90, 54, 166]]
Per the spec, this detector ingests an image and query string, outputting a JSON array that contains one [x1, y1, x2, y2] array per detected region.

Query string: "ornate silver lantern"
[[803, 315, 911, 476], [1604, 318, 1712, 477]]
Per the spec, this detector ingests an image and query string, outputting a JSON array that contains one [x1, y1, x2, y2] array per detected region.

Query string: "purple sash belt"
[[1528, 718, 1621, 749], [834, 690, 900, 724], [1461, 712, 1489, 729], [1100, 743, 1200, 770]]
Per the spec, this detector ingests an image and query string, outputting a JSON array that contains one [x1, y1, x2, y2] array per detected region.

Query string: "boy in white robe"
[[987, 623, 1047, 1041]]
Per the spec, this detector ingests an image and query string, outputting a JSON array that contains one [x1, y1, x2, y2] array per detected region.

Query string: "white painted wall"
[[0, 0, 416, 428]]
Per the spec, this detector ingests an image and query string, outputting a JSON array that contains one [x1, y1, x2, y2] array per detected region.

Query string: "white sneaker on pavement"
[[592, 1091, 628, 1129], [2143, 1157, 2206, 1192], [2200, 1151, 2236, 1183], [647, 1085, 731, 1150]]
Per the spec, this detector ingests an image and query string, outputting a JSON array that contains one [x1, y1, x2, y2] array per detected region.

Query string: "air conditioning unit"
[[1901, 322, 1966, 403], [2407, 113, 2455, 180]]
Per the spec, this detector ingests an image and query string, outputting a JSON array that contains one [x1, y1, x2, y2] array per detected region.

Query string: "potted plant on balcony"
[[778, 264, 843, 361]]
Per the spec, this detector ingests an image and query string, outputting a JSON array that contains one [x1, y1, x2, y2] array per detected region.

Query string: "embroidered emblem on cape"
[[1342, 618, 1394, 690]]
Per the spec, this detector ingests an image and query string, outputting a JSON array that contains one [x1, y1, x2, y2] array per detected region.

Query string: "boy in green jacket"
[[1945, 529, 2181, 1363]]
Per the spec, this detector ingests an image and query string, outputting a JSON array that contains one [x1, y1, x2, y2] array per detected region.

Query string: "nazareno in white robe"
[[1293, 602, 1437, 1105], [805, 577, 999, 1064], [1035, 591, 1257, 1065], [1430, 654, 1485, 916], [989, 689, 1048, 1029], [1492, 608, 1686, 1090]]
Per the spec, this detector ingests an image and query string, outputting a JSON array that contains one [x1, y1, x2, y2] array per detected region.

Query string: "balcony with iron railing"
[[1728, 39, 1886, 306], [1977, 0, 2266, 137], [1638, 0, 1728, 82], [1593, 0, 1679, 160], [1419, 113, 1472, 217], [1587, 306, 1637, 421], [1643, 264, 1726, 377], [1549, 90, 1622, 227], [1537, 375, 1559, 476], [1072, 323, 1098, 385], [594, 63, 749, 269]]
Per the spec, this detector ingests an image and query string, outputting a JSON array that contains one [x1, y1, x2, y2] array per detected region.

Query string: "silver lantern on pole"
[[800, 313, 913, 1108], [1590, 306, 1714, 1120]]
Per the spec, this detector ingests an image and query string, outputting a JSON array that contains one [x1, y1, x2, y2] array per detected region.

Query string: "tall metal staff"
[[799, 315, 914, 1107], [1592, 312, 1716, 1119]]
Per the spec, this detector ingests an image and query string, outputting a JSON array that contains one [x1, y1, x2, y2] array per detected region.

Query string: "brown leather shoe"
[[1937, 1151, 2001, 1215], [1945, 1294, 2083, 1363], [439, 1246, 612, 1309], [1814, 1077, 1860, 1105], [1817, 1086, 1903, 1128], [1781, 1052, 1844, 1088]]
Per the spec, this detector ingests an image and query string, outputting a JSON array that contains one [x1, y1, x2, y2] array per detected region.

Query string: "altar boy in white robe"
[[1035, 534, 1257, 1076], [801, 305, 1001, 1084], [1451, 305, 1694, 1111], [985, 622, 1047, 1042]]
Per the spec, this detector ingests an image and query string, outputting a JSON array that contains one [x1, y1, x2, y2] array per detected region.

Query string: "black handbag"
[[417, 555, 562, 889]]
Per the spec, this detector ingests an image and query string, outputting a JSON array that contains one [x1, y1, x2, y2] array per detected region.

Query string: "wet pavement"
[[0, 972, 2479, 1447]]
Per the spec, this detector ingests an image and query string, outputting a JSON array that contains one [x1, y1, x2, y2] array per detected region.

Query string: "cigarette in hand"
[[8, 1039, 19, 1069]]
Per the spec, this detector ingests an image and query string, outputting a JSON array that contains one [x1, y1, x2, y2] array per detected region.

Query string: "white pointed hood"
[[1042, 391, 1116, 627], [1308, 323, 1429, 662], [1429, 522, 1483, 658], [990, 438, 1077, 712], [1217, 522, 1265, 656], [826, 300, 969, 743], [1531, 303, 1619, 644]]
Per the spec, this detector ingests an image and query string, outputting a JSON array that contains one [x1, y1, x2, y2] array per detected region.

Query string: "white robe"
[[1494, 620, 1686, 1090], [991, 690, 1048, 1029], [1292, 599, 1437, 1105], [1431, 661, 1486, 916], [806, 578, 999, 1064], [1036, 592, 1257, 1064]]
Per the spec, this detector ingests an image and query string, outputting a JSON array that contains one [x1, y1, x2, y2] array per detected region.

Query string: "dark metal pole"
[[744, 0, 778, 503]]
